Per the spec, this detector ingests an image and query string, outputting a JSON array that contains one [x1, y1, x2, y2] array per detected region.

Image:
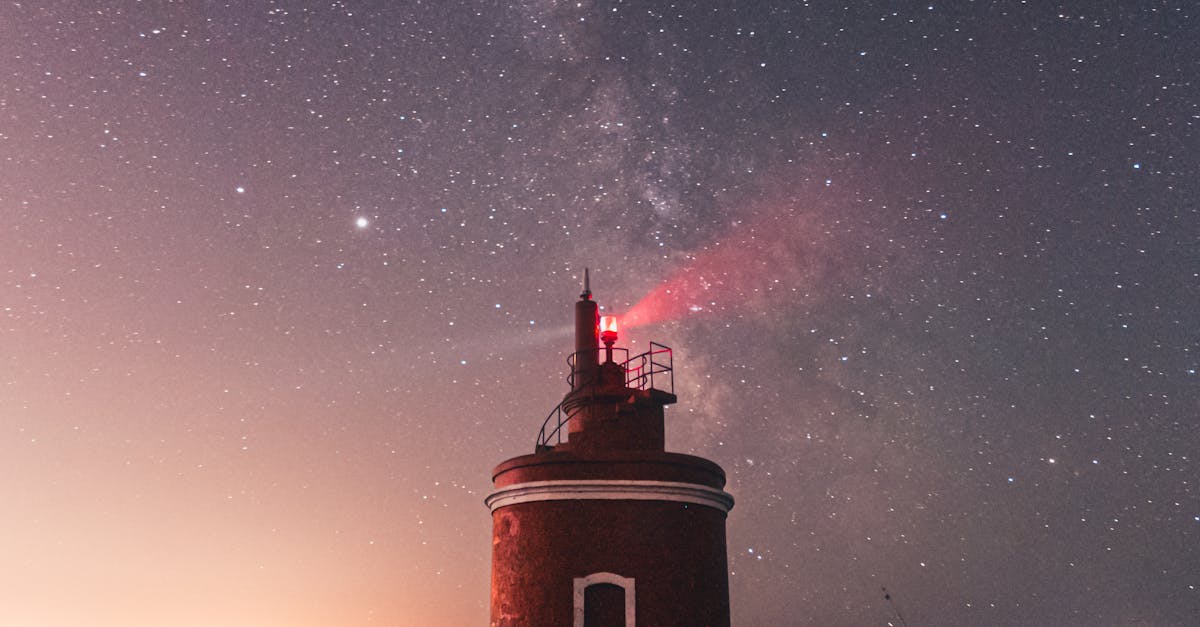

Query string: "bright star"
[[356, 216, 370, 229]]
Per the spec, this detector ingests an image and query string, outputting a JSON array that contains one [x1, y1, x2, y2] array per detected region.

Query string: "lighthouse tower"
[[486, 273, 734, 627]]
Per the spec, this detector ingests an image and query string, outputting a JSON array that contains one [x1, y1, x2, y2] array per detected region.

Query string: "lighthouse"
[[486, 272, 734, 627]]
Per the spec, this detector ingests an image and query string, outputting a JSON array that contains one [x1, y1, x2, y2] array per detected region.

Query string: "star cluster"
[[2, 2, 1197, 625]]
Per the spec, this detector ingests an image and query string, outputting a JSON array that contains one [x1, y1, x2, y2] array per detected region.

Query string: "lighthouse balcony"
[[537, 342, 675, 451]]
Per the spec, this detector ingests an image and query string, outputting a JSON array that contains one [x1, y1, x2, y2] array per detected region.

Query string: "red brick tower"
[[487, 274, 734, 627]]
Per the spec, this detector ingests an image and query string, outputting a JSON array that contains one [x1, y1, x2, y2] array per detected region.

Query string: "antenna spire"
[[581, 268, 592, 300]]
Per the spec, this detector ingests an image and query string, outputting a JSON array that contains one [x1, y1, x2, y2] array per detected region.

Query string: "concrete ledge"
[[492, 450, 728, 489]]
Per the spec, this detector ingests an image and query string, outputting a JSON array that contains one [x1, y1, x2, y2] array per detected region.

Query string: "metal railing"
[[535, 403, 570, 449], [624, 342, 673, 393], [535, 343, 674, 450], [566, 347, 629, 390]]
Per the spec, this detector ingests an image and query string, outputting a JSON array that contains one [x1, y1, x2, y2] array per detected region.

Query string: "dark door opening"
[[583, 582, 625, 627]]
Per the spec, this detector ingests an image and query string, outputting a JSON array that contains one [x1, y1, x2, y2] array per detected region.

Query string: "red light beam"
[[623, 208, 825, 329]]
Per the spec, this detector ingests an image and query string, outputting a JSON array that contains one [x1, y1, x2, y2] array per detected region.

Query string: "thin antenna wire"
[[582, 267, 592, 298], [882, 587, 909, 627]]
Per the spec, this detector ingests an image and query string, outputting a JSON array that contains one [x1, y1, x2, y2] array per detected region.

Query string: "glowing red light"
[[599, 315, 618, 343]]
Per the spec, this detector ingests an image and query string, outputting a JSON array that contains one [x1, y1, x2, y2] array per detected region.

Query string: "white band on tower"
[[486, 479, 734, 513]]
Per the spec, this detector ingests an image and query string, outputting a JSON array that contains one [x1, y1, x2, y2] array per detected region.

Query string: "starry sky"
[[2, 2, 1197, 626]]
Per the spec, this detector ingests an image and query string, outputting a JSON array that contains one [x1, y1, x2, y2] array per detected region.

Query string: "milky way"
[[2, 2, 1197, 625]]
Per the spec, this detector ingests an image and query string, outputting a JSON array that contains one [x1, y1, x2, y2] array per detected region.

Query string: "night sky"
[[3, 2, 1197, 626]]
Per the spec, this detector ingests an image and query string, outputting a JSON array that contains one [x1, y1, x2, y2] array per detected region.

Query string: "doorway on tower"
[[586, 584, 624, 626], [573, 572, 636, 627]]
